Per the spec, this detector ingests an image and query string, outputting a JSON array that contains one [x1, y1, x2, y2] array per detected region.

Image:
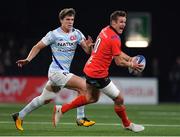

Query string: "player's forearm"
[[81, 41, 92, 54], [121, 51, 131, 61], [26, 45, 41, 62], [117, 59, 132, 68], [114, 55, 132, 68], [84, 46, 92, 54]]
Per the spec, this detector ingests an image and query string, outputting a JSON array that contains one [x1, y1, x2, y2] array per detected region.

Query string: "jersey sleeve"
[[41, 31, 54, 46], [111, 38, 121, 56], [76, 29, 85, 44]]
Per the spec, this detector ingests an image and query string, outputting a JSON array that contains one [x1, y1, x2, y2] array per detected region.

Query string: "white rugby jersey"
[[41, 27, 85, 72]]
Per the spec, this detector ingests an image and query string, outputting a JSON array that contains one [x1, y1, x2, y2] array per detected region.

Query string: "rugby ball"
[[128, 55, 146, 75]]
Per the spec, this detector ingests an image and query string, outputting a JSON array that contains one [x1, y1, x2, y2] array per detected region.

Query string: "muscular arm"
[[120, 51, 132, 62], [26, 41, 46, 61], [114, 52, 143, 70], [16, 41, 46, 67], [114, 53, 132, 67]]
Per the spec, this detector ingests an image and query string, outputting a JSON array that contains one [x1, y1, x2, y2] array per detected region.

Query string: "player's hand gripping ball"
[[128, 55, 146, 75]]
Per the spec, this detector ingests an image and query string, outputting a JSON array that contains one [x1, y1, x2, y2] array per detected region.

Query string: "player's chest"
[[55, 35, 78, 49]]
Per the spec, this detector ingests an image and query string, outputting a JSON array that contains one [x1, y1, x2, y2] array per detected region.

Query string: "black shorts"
[[85, 75, 111, 89]]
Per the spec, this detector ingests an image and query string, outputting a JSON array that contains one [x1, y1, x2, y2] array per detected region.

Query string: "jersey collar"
[[109, 25, 120, 36]]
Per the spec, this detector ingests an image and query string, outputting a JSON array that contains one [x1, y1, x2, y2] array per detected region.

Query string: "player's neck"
[[109, 25, 120, 35], [60, 26, 71, 33]]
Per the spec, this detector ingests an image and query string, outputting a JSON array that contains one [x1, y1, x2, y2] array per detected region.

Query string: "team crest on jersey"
[[70, 35, 77, 41]]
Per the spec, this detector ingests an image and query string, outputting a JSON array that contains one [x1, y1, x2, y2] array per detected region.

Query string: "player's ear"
[[111, 20, 115, 26], [60, 19, 63, 24]]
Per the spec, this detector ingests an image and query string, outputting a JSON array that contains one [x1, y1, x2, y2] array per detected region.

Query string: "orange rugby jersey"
[[84, 26, 122, 78]]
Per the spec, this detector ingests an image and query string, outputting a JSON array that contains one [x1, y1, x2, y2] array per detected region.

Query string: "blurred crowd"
[[169, 56, 180, 102], [0, 33, 25, 75], [0, 32, 51, 76]]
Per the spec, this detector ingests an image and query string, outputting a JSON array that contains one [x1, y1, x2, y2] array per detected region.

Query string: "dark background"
[[0, 0, 180, 102]]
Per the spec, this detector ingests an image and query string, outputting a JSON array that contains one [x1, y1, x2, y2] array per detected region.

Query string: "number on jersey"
[[94, 37, 101, 53]]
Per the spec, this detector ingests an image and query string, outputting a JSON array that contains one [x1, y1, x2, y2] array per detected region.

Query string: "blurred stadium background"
[[0, 0, 180, 136]]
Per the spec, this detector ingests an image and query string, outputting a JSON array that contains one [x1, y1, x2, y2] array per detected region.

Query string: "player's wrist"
[[128, 61, 133, 68], [128, 56, 132, 62], [25, 59, 30, 63]]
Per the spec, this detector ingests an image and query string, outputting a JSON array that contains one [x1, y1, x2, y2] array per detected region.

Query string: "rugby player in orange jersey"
[[53, 10, 145, 132]]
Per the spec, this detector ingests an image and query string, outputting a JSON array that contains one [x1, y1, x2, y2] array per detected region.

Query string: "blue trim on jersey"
[[52, 54, 64, 70]]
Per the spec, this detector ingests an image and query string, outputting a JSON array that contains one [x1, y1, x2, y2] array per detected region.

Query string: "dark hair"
[[110, 10, 127, 23], [59, 8, 76, 20]]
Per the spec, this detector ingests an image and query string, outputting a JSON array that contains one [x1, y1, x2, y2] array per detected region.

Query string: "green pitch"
[[0, 103, 180, 136]]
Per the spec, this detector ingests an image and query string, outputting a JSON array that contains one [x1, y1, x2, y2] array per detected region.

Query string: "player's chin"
[[118, 29, 123, 34], [67, 25, 73, 29]]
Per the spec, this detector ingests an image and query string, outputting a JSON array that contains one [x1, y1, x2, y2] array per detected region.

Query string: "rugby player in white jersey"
[[12, 8, 95, 131]]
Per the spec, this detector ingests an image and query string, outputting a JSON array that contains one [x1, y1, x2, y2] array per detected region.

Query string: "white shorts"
[[100, 81, 120, 99], [47, 70, 73, 88]]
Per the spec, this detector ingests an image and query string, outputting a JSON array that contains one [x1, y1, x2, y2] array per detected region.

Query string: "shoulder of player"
[[72, 28, 84, 34], [100, 27, 120, 41], [44, 28, 60, 40], [47, 28, 59, 36]]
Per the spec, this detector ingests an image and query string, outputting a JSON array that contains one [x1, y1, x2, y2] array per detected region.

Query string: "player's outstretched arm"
[[16, 41, 46, 67]]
